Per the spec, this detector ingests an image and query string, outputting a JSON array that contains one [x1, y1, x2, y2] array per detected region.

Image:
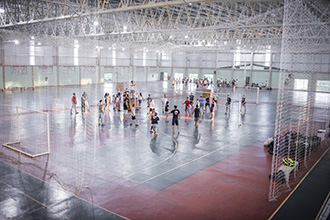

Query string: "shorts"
[[98, 113, 102, 119], [72, 103, 76, 109], [194, 117, 199, 122], [124, 110, 128, 114], [151, 124, 158, 131], [205, 103, 210, 107], [172, 118, 179, 126], [132, 115, 136, 120], [210, 107, 214, 112], [185, 107, 189, 111], [130, 90, 134, 94], [226, 103, 231, 109]]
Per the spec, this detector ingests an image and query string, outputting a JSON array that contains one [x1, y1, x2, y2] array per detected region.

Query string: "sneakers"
[[130, 123, 132, 126], [135, 124, 138, 127]]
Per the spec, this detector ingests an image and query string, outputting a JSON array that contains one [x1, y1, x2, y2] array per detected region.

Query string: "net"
[[269, 0, 330, 201], [2, 107, 50, 158]]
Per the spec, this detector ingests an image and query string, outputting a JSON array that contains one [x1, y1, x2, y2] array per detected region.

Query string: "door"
[[245, 76, 250, 86]]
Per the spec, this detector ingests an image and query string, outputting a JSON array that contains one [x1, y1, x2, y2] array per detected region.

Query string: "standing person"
[[146, 94, 152, 114], [225, 94, 232, 115], [84, 92, 90, 112], [210, 98, 215, 120], [168, 105, 181, 134], [165, 101, 170, 122], [189, 92, 194, 111], [161, 94, 167, 114], [213, 92, 218, 108], [115, 94, 121, 111], [205, 94, 211, 113], [183, 97, 191, 117], [151, 112, 160, 137], [104, 93, 111, 112], [98, 100, 105, 126], [196, 99, 200, 108], [70, 93, 78, 114], [130, 104, 138, 126], [112, 94, 116, 110], [199, 96, 204, 113], [241, 95, 247, 113], [150, 98, 156, 113], [81, 93, 86, 114], [123, 93, 129, 121], [138, 92, 144, 109], [192, 104, 201, 127], [130, 81, 135, 96]]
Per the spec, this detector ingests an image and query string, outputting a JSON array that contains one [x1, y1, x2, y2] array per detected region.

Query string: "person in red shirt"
[[183, 97, 191, 117], [70, 93, 78, 115]]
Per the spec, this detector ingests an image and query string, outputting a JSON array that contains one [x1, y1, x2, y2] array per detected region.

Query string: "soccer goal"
[[2, 106, 50, 158], [234, 86, 259, 104]]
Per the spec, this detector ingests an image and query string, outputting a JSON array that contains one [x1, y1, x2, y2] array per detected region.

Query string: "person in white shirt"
[[130, 104, 138, 126], [130, 81, 135, 96]]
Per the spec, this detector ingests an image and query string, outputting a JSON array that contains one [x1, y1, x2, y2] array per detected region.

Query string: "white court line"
[[124, 131, 179, 179], [140, 144, 225, 184]]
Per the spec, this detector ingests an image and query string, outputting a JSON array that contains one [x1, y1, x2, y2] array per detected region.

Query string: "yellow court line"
[[0, 179, 71, 220], [316, 190, 330, 220], [0, 160, 130, 220], [268, 147, 330, 220]]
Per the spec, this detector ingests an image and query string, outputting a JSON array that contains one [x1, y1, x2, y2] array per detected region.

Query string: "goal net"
[[269, 0, 330, 201], [2, 106, 50, 158]]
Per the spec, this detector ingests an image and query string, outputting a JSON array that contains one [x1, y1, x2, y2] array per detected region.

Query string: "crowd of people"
[[70, 80, 248, 138]]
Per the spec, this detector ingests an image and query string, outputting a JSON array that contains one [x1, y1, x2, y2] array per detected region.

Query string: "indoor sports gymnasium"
[[0, 0, 329, 219]]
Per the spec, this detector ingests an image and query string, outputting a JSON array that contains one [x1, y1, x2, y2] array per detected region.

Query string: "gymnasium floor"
[[0, 81, 329, 219]]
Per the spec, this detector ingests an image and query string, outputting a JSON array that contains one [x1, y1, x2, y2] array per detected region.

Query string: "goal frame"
[[2, 106, 50, 158]]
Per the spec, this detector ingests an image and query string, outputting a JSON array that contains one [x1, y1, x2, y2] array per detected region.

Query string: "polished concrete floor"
[[0, 81, 329, 219]]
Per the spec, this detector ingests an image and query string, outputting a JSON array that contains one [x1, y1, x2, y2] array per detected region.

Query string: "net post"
[[47, 113, 50, 153], [16, 106, 20, 142], [238, 94, 242, 126], [256, 87, 259, 105]]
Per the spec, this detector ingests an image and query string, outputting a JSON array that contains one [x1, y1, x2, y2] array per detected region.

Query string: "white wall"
[[1, 40, 329, 91]]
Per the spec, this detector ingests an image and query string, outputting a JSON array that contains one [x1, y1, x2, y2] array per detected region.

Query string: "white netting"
[[269, 0, 330, 201], [2, 107, 50, 158]]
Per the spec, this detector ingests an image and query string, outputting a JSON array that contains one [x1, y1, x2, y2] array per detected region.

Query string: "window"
[[189, 74, 198, 80], [294, 79, 308, 90], [316, 80, 330, 92], [29, 40, 35, 65], [174, 73, 183, 80]]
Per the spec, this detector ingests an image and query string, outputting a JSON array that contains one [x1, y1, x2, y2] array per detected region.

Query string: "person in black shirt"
[[165, 101, 170, 122], [241, 95, 246, 113], [205, 94, 210, 112], [123, 94, 129, 120], [168, 105, 181, 134], [210, 98, 215, 120], [189, 92, 194, 107], [225, 94, 231, 115], [192, 104, 201, 128], [151, 112, 159, 137]]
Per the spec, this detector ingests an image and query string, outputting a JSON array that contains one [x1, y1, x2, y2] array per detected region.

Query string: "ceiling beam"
[[0, 0, 282, 28]]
